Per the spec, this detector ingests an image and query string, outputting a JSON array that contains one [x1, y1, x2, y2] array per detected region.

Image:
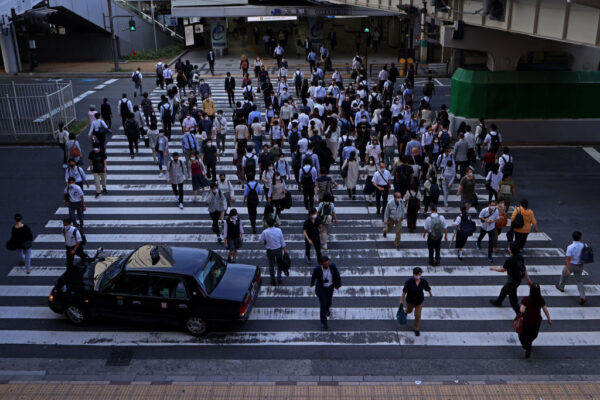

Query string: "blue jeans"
[[17, 248, 31, 270], [157, 151, 165, 171], [253, 136, 262, 153]]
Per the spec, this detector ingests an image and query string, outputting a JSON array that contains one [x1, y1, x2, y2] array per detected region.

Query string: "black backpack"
[[407, 191, 420, 213], [459, 215, 476, 236], [132, 72, 140, 83], [301, 166, 314, 191], [397, 165, 412, 189], [246, 183, 259, 208], [244, 156, 256, 176], [502, 155, 514, 176], [490, 133, 500, 152], [119, 100, 130, 118]]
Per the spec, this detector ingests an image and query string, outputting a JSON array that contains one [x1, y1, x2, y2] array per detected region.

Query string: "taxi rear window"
[[126, 245, 175, 269], [197, 253, 227, 294]]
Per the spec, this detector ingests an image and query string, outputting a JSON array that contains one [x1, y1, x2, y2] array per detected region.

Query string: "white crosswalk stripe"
[[4, 76, 597, 352]]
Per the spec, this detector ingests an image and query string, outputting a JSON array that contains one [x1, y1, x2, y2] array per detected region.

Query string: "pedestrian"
[[341, 151, 360, 200], [259, 216, 289, 286], [518, 283, 552, 358], [423, 204, 448, 266], [123, 113, 140, 159], [223, 208, 243, 263], [490, 243, 531, 314], [556, 231, 588, 305], [456, 167, 477, 209], [317, 193, 337, 250], [399, 267, 432, 336], [242, 146, 259, 184], [100, 98, 112, 130], [140, 92, 154, 125], [54, 122, 70, 168], [486, 163, 503, 202], [244, 175, 262, 234], [483, 124, 502, 154], [262, 203, 281, 229], [303, 207, 322, 264], [404, 182, 422, 233], [205, 182, 228, 243], [65, 158, 89, 190], [383, 191, 405, 250], [88, 147, 107, 198], [131, 68, 143, 97], [493, 198, 508, 253], [181, 128, 200, 178], [453, 132, 469, 178], [88, 112, 108, 150], [166, 152, 187, 209], [309, 255, 341, 331], [190, 153, 209, 202], [61, 218, 87, 270], [372, 161, 392, 217], [450, 205, 475, 260], [498, 174, 516, 209], [176, 69, 188, 97], [160, 97, 173, 139], [117, 93, 133, 128], [65, 133, 83, 166], [63, 177, 86, 228], [498, 146, 514, 177], [268, 172, 287, 216], [510, 199, 538, 252], [422, 168, 440, 216], [8, 213, 33, 274], [477, 200, 499, 263], [206, 48, 215, 74], [156, 129, 169, 176], [299, 158, 317, 210], [240, 55, 249, 76]]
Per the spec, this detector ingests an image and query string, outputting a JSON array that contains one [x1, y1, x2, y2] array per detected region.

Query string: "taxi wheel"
[[65, 304, 89, 326], [184, 316, 208, 336]]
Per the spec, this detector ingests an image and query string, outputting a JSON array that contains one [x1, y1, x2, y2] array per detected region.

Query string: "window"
[[104, 275, 149, 296], [148, 277, 189, 299], [197, 253, 227, 294]]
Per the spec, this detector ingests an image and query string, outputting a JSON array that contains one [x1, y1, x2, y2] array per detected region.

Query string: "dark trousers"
[[303, 187, 314, 210], [346, 187, 356, 198], [427, 236, 441, 264], [227, 90, 235, 106], [59, 143, 67, 164], [102, 114, 112, 129], [457, 161, 468, 178], [487, 187, 498, 203], [164, 120, 172, 139], [406, 209, 418, 231], [210, 210, 221, 237], [206, 162, 217, 181], [66, 245, 87, 270], [496, 281, 521, 314], [248, 206, 257, 229], [514, 232, 529, 251], [477, 228, 495, 257], [209, 61, 215, 74], [518, 323, 540, 352], [127, 137, 138, 156], [266, 248, 283, 282], [305, 238, 322, 261], [467, 148, 476, 164], [317, 286, 334, 325], [68, 201, 84, 228], [171, 183, 184, 204], [375, 185, 389, 215]]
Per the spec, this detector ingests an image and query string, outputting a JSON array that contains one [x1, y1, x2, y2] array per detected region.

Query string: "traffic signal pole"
[[107, 0, 119, 72]]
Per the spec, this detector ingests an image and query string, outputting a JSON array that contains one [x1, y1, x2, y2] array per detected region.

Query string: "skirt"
[[455, 230, 470, 249], [227, 237, 242, 251], [192, 174, 210, 191], [362, 175, 375, 195]]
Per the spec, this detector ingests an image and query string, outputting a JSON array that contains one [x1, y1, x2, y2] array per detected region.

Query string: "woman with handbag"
[[517, 283, 552, 358], [9, 214, 33, 274]]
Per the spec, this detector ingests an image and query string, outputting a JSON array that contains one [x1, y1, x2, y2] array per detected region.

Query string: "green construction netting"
[[449, 68, 600, 119]]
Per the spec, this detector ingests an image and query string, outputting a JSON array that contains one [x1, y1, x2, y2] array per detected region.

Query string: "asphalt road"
[[0, 76, 598, 382]]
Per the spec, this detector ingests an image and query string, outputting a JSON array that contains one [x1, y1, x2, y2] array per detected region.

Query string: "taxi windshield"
[[198, 252, 227, 294]]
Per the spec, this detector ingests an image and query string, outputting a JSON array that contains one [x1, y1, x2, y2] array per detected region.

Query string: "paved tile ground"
[[1, 382, 599, 399]]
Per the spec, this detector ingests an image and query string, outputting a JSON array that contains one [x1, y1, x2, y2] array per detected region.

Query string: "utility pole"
[[151, 0, 157, 52], [419, 1, 427, 63], [107, 0, 119, 72]]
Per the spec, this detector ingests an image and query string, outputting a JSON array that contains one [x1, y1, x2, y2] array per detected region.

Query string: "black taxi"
[[48, 245, 261, 336]]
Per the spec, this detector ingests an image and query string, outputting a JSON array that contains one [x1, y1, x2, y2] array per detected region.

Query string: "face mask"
[[490, 207, 496, 212], [414, 275, 421, 280], [311, 214, 317, 220], [369, 161, 374, 165], [268, 167, 273, 171], [190, 157, 196, 161]]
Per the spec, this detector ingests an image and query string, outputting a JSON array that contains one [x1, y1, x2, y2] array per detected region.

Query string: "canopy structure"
[[450, 68, 600, 119]]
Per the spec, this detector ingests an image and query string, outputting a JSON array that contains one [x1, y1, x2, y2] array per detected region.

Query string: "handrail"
[[114, 0, 183, 41]]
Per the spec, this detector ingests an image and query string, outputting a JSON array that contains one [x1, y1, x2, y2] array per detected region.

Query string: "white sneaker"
[[179, 203, 184, 209], [175, 195, 180, 202], [62, 164, 67, 169]]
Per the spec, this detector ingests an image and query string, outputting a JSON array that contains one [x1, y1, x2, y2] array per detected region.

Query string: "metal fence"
[[0, 81, 77, 139]]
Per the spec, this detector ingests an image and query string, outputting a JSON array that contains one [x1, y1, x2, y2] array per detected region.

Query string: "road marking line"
[[583, 147, 600, 164]]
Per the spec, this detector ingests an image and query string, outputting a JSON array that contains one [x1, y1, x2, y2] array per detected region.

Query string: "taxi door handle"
[[132, 300, 141, 305], [178, 304, 188, 309]]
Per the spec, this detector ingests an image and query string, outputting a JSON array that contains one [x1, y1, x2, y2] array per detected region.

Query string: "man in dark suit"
[[224, 72, 236, 107], [310, 256, 342, 330], [206, 49, 215, 74]]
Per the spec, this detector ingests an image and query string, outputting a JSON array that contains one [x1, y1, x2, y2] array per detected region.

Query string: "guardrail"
[[368, 61, 449, 78]]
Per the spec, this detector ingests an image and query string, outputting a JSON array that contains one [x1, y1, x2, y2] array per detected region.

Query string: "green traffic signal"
[[364, 27, 370, 33], [129, 19, 136, 31]]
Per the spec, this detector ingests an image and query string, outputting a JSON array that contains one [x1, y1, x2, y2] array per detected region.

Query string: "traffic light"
[[364, 27, 370, 33], [129, 19, 136, 31], [484, 0, 506, 21]]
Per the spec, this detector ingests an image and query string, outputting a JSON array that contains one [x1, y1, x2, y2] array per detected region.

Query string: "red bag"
[[513, 314, 524, 334]]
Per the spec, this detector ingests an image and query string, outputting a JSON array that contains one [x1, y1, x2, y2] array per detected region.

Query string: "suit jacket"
[[225, 77, 236, 92], [310, 264, 342, 293]]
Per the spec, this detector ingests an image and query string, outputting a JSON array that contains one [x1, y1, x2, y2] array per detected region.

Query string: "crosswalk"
[[2, 77, 598, 352]]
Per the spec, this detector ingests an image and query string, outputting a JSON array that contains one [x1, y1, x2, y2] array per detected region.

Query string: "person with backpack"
[[484, 124, 502, 154], [8, 213, 33, 274], [383, 191, 406, 250], [451, 205, 475, 260], [160, 99, 173, 139], [422, 170, 440, 216], [117, 93, 133, 128], [243, 175, 262, 234], [317, 193, 337, 250], [477, 200, 500, 263], [556, 231, 589, 306], [62, 218, 87, 271], [131, 68, 143, 97], [242, 146, 259, 184], [155, 61, 165, 89], [299, 158, 317, 210], [393, 155, 414, 197], [63, 176, 86, 228], [404, 182, 422, 233], [372, 161, 392, 217], [423, 204, 448, 266], [206, 182, 228, 243], [65, 158, 89, 190], [65, 132, 83, 166], [341, 151, 360, 200], [223, 208, 243, 263], [510, 199, 538, 252], [490, 243, 531, 314], [166, 152, 187, 210], [498, 146, 514, 177], [88, 147, 107, 199], [123, 113, 140, 159], [486, 163, 503, 202]]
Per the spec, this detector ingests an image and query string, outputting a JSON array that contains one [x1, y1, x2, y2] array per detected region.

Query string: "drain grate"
[[105, 348, 134, 366]]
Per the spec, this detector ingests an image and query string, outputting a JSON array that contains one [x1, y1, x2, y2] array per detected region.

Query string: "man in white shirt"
[[483, 123, 503, 152], [131, 68, 143, 97], [62, 218, 87, 270], [64, 177, 86, 228], [372, 162, 392, 216], [556, 231, 587, 305], [213, 111, 228, 154], [464, 125, 476, 163], [162, 66, 173, 85], [117, 94, 134, 127], [477, 200, 499, 263], [423, 204, 448, 266], [259, 217, 289, 285], [498, 147, 514, 176]]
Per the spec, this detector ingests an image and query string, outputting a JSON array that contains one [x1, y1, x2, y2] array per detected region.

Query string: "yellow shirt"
[[511, 207, 536, 233], [203, 99, 215, 116]]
